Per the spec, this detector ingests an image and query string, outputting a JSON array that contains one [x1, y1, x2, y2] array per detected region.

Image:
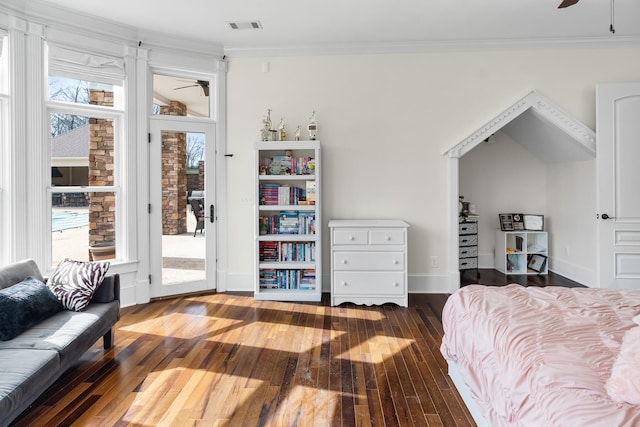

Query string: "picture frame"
[[499, 213, 514, 231], [512, 213, 525, 230], [523, 214, 544, 231], [527, 254, 547, 272]]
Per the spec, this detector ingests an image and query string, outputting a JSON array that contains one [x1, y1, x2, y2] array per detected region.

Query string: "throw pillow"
[[0, 277, 63, 341], [605, 315, 640, 406], [47, 258, 110, 312]]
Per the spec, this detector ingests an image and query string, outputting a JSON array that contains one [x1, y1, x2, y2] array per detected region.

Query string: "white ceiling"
[[35, 0, 640, 55]]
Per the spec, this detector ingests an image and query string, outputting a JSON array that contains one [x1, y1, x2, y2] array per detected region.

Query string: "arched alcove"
[[443, 91, 596, 291]]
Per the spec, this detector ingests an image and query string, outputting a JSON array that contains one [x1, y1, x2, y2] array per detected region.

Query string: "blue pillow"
[[0, 277, 63, 341]]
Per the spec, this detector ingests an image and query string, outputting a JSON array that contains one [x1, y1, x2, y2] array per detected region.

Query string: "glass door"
[[149, 118, 216, 297]]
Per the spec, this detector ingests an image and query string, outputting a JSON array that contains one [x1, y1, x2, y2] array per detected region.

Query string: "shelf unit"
[[459, 221, 478, 271], [494, 230, 548, 275], [254, 141, 321, 302]]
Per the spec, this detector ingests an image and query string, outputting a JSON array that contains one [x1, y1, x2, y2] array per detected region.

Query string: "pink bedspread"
[[440, 284, 640, 427]]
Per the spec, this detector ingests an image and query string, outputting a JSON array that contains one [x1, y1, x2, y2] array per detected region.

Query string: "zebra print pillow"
[[47, 258, 110, 312]]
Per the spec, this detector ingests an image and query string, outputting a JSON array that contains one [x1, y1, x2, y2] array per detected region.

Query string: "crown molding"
[[223, 35, 640, 58], [444, 91, 596, 159]]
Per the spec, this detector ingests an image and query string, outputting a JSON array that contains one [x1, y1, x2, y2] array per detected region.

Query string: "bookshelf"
[[254, 141, 321, 302], [494, 230, 548, 275]]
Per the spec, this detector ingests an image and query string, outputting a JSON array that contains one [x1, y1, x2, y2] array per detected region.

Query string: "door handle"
[[210, 204, 215, 223], [601, 213, 615, 220]]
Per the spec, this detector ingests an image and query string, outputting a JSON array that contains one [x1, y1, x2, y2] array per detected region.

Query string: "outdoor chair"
[[190, 199, 205, 237]]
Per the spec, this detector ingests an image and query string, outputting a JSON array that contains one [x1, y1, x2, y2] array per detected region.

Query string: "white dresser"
[[328, 219, 409, 307]]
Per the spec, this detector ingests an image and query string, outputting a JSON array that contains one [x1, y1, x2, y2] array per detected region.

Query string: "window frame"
[[46, 80, 125, 267], [0, 31, 8, 265]]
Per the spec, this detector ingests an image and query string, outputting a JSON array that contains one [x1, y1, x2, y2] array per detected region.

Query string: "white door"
[[596, 83, 640, 289], [149, 118, 217, 297]]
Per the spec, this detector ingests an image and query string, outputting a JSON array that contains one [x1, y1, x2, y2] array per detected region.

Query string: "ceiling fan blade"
[[558, 0, 580, 8]]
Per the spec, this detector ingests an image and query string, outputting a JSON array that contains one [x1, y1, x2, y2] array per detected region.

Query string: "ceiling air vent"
[[228, 21, 263, 30]]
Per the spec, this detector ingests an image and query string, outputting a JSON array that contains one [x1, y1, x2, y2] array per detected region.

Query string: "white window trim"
[[46, 89, 125, 268], [0, 96, 7, 265]]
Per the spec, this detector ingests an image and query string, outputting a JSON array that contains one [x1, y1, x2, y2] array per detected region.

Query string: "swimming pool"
[[52, 211, 89, 232]]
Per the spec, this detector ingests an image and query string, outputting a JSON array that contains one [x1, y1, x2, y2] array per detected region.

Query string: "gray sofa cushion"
[[0, 301, 119, 367], [0, 259, 44, 290], [0, 349, 60, 421], [0, 277, 63, 341]]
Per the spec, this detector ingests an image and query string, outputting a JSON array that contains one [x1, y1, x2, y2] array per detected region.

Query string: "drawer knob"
[[393, 282, 399, 287], [393, 260, 399, 264], [349, 236, 355, 240], [341, 281, 347, 286], [385, 236, 391, 241], [341, 259, 347, 264]]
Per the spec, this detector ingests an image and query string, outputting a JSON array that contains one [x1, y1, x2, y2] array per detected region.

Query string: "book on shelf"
[[305, 181, 316, 204], [260, 183, 305, 206], [260, 212, 315, 235], [259, 156, 316, 175], [259, 268, 316, 290]]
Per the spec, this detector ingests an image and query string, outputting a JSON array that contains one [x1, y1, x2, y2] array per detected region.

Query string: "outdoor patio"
[[52, 207, 205, 285]]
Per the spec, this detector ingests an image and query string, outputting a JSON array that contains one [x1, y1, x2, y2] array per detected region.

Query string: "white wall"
[[546, 159, 597, 285], [226, 48, 640, 292]]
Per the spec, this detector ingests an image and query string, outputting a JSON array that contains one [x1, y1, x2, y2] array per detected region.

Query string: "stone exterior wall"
[[160, 101, 188, 235], [88, 90, 115, 256], [186, 161, 205, 192], [198, 160, 205, 190]]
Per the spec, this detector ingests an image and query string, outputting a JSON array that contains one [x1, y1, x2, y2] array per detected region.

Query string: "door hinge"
[[148, 274, 151, 284], [148, 133, 151, 143], [148, 204, 151, 214]]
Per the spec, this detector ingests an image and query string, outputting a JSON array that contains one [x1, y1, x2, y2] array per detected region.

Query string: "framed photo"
[[499, 213, 514, 231], [512, 213, 525, 230], [527, 254, 547, 272], [523, 214, 544, 231]]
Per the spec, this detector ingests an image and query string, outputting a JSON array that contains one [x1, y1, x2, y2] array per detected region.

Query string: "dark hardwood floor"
[[460, 268, 586, 288], [11, 270, 583, 427]]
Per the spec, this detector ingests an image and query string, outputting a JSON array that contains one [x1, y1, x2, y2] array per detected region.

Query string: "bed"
[[440, 284, 640, 427]]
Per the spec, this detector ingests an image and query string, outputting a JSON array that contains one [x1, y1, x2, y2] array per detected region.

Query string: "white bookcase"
[[254, 141, 321, 302], [495, 230, 548, 275]]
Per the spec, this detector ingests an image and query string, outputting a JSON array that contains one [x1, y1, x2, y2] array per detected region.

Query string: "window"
[[47, 44, 124, 267], [0, 32, 8, 264], [0, 33, 7, 95], [152, 74, 212, 118]]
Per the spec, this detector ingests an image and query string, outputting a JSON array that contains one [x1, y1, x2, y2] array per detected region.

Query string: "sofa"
[[0, 259, 120, 427]]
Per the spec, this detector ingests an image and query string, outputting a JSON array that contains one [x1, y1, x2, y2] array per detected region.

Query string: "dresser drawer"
[[459, 246, 478, 258], [333, 252, 404, 271], [370, 229, 405, 245], [333, 230, 368, 245], [333, 271, 405, 295], [459, 235, 478, 247], [459, 257, 478, 269], [458, 222, 478, 235]]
